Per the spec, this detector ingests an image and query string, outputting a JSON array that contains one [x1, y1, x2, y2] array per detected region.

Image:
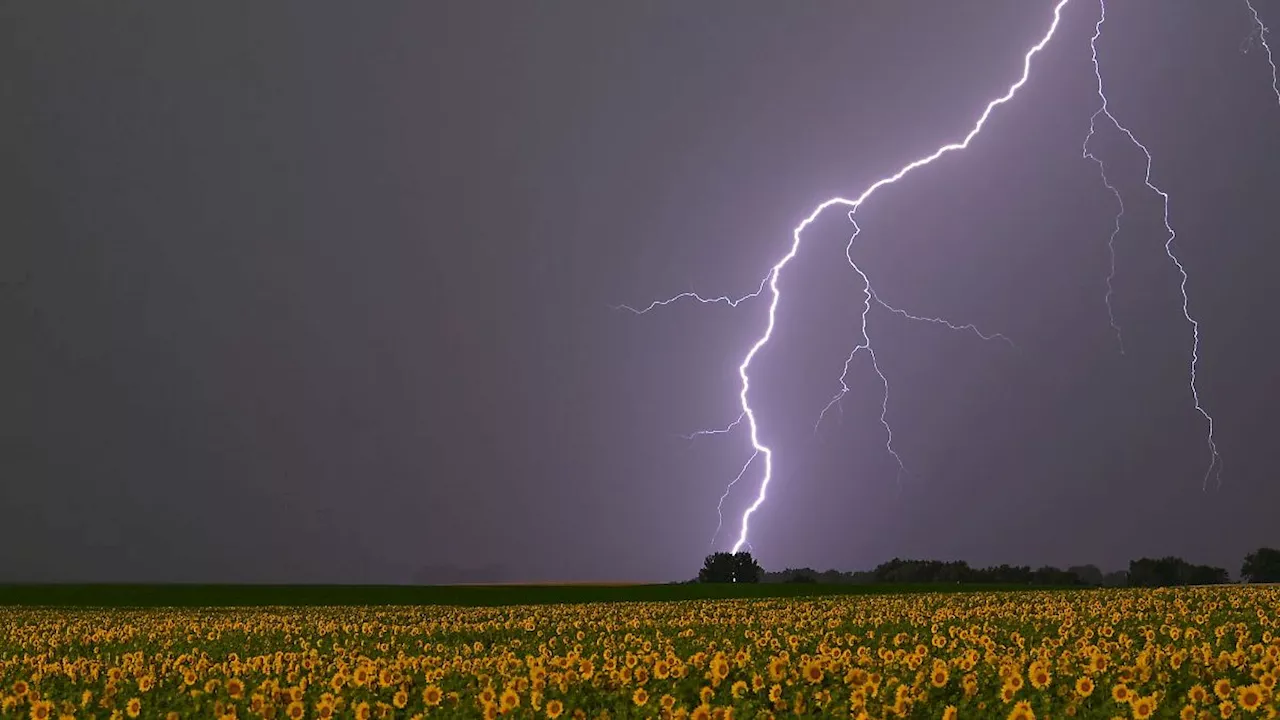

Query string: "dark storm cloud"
[[2, 1, 1277, 583]]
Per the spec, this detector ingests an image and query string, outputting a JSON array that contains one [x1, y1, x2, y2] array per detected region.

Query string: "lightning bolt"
[[710, 450, 758, 548], [610, 276, 768, 314], [808, 271, 1016, 481], [814, 220, 1014, 458], [1086, 0, 1222, 490], [620, 0, 1069, 554], [1244, 0, 1280, 106], [1082, 106, 1127, 353], [679, 413, 745, 442], [812, 261, 905, 490], [870, 288, 1017, 348], [720, 0, 1071, 553], [620, 0, 1236, 555]]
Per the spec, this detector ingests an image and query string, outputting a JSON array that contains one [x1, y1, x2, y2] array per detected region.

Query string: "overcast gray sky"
[[2, 0, 1278, 583]]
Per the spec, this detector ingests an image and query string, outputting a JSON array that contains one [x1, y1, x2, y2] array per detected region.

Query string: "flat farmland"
[[2, 585, 1278, 719]]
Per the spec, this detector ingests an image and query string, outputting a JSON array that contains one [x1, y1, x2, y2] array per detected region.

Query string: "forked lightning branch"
[[618, 0, 1277, 554]]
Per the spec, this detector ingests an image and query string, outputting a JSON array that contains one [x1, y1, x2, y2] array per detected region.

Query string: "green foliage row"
[[700, 546, 1280, 587]]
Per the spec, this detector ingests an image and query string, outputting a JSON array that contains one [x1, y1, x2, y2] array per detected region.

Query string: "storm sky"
[[2, 1, 1278, 584]]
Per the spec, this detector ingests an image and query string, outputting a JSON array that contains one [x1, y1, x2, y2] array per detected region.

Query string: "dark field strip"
[[0, 582, 1074, 608]]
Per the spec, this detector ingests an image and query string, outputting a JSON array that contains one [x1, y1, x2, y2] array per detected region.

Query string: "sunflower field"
[[2, 586, 1278, 719]]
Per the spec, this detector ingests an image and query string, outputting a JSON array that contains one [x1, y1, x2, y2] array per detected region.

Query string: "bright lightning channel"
[[1244, 0, 1280, 106], [708, 274, 1011, 548], [718, 0, 1072, 553], [621, 0, 1071, 554], [1082, 106, 1127, 353], [1086, 0, 1222, 490], [813, 219, 1014, 449], [811, 261, 906, 488], [710, 451, 757, 549]]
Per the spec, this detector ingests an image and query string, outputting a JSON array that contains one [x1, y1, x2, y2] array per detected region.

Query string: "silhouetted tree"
[[873, 559, 951, 583], [973, 564, 1034, 584], [1129, 557, 1179, 587], [937, 561, 972, 583], [762, 567, 839, 584], [1128, 557, 1229, 587], [699, 551, 761, 583], [868, 558, 1087, 585], [732, 551, 763, 583], [699, 552, 735, 583], [1032, 565, 1083, 586], [819, 569, 845, 584], [1186, 564, 1229, 586], [872, 558, 907, 582], [1101, 570, 1128, 587], [1067, 564, 1104, 586], [1242, 547, 1280, 583], [735, 554, 1239, 589]]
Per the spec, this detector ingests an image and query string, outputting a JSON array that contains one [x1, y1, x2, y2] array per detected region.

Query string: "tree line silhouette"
[[696, 547, 1280, 586]]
